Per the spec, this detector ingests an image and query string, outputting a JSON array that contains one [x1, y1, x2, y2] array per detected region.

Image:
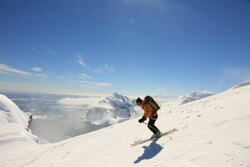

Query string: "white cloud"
[[30, 67, 49, 78], [0, 81, 109, 96], [0, 81, 46, 94], [57, 97, 102, 107], [93, 68, 103, 73], [58, 76, 68, 80], [94, 82, 112, 87], [104, 64, 115, 72], [57, 74, 111, 89], [0, 70, 8, 74], [79, 73, 91, 79], [44, 46, 58, 55], [35, 73, 49, 78], [31, 67, 43, 72], [93, 64, 115, 73], [78, 81, 112, 89], [76, 54, 88, 68], [0, 64, 31, 76], [0, 64, 49, 78], [74, 53, 115, 74]]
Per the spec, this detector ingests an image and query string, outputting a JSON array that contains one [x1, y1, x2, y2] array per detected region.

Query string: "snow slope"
[[1, 83, 250, 167], [0, 94, 38, 146], [0, 94, 30, 127]]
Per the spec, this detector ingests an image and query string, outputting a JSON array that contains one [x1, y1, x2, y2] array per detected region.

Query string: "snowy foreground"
[[1, 82, 250, 167]]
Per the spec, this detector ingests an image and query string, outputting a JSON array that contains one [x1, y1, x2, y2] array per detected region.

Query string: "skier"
[[136, 97, 161, 138]]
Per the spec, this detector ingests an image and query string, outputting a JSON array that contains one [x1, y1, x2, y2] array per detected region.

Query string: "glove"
[[138, 119, 143, 123], [138, 117, 146, 123]]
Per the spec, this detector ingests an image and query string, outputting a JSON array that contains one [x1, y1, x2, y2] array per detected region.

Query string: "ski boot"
[[150, 131, 162, 139]]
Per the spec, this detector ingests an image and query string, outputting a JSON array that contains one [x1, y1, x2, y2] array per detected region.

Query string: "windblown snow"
[[0, 81, 250, 167]]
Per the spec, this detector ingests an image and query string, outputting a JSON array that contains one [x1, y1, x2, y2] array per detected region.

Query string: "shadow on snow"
[[134, 138, 163, 164]]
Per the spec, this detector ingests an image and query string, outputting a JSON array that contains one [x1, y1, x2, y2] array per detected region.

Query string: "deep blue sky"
[[0, 0, 250, 96]]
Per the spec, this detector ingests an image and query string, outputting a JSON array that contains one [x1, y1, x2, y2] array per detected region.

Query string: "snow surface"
[[0, 94, 30, 127], [0, 94, 39, 145], [1, 82, 250, 167]]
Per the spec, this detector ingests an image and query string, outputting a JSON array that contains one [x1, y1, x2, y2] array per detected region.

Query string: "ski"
[[131, 128, 178, 146]]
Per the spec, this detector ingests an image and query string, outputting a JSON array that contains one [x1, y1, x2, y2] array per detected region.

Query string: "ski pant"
[[147, 116, 160, 134]]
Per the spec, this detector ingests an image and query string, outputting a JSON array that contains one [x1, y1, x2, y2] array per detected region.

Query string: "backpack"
[[144, 96, 160, 112]]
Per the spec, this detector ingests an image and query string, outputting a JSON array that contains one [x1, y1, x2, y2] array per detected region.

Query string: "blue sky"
[[0, 0, 250, 96]]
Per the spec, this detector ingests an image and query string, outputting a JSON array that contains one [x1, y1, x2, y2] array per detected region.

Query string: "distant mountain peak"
[[232, 80, 250, 89], [180, 90, 214, 105], [83, 92, 137, 126]]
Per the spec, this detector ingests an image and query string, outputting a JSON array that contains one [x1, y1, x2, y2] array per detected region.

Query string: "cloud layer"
[[76, 54, 115, 73], [0, 64, 31, 76], [31, 68, 43, 72]]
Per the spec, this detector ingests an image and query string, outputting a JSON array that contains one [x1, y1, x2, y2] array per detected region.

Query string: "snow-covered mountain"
[[83, 92, 138, 126], [0, 94, 39, 145], [180, 90, 214, 104], [0, 94, 30, 127], [232, 79, 250, 89], [0, 81, 250, 167]]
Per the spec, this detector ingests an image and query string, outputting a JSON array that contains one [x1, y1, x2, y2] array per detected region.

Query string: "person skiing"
[[136, 97, 161, 138]]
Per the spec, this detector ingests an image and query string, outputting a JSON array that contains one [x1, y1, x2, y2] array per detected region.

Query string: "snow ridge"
[[0, 94, 30, 128], [232, 79, 250, 89], [0, 94, 39, 144]]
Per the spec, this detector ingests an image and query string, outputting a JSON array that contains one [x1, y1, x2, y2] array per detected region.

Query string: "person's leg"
[[148, 118, 160, 134]]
